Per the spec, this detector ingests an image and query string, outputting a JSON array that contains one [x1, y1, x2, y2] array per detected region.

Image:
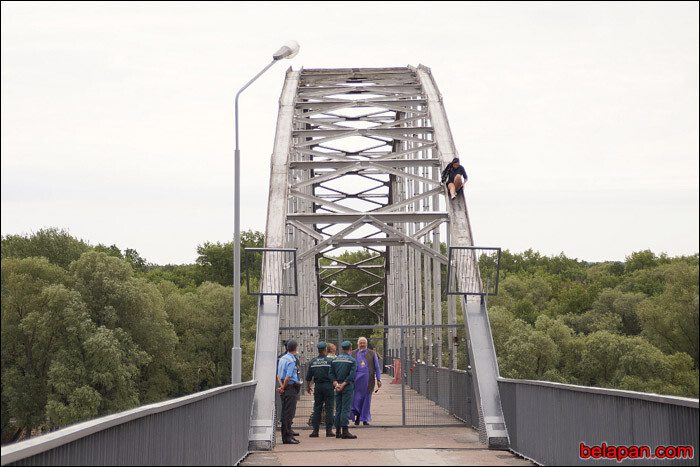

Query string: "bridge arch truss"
[[249, 66, 507, 450]]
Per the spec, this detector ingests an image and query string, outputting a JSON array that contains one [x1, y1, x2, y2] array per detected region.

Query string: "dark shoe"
[[336, 428, 342, 438], [363, 422, 370, 426], [290, 430, 300, 436], [309, 428, 319, 438], [342, 426, 357, 439], [326, 427, 335, 437], [282, 438, 300, 444], [354, 415, 360, 426]]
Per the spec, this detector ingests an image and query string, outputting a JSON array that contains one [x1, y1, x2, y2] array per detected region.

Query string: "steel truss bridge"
[[249, 65, 508, 449], [2, 66, 697, 467]]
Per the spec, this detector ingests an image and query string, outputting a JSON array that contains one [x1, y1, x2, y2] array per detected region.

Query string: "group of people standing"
[[276, 337, 382, 444]]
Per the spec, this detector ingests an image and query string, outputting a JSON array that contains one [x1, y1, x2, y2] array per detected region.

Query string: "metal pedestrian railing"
[[382, 362, 699, 466], [499, 378, 699, 466], [1, 382, 257, 466], [399, 364, 698, 466], [405, 364, 478, 428]]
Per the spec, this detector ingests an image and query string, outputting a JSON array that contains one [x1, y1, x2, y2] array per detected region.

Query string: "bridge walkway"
[[242, 383, 533, 466], [287, 370, 461, 428]]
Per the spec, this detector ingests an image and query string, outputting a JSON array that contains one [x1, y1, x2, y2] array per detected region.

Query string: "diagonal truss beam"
[[365, 216, 448, 264], [295, 216, 369, 263], [288, 188, 361, 213], [374, 186, 443, 213]]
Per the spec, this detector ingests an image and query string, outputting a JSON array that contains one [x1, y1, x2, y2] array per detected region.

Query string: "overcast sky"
[[2, 1, 698, 265]]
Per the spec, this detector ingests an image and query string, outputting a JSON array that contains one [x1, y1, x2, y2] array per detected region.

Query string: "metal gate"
[[276, 324, 475, 428]]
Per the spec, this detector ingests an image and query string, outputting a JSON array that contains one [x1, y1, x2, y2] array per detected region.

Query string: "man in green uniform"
[[305, 341, 335, 438], [329, 340, 357, 439]]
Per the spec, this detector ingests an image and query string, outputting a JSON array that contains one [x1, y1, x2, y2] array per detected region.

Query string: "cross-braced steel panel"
[[287, 68, 449, 365]]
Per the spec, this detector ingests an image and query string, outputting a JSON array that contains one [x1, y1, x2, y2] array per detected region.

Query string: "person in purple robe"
[[350, 337, 382, 425]]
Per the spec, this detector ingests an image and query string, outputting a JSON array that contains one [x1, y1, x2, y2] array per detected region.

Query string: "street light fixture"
[[232, 40, 300, 384]]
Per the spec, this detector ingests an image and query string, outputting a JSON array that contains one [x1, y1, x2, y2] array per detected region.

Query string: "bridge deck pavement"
[[290, 377, 461, 427], [241, 383, 533, 466]]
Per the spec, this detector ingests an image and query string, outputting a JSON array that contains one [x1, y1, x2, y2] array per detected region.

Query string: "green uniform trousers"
[[334, 383, 354, 428], [311, 382, 335, 428]]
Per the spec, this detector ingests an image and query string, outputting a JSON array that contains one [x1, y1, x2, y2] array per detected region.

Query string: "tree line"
[[2, 228, 698, 444], [306, 247, 698, 401], [488, 249, 698, 397], [1, 228, 262, 443]]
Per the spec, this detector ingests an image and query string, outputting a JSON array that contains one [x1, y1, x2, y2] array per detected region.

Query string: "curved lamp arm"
[[232, 40, 299, 384]]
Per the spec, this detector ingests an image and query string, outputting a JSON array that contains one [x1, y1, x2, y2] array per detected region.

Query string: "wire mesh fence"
[[276, 325, 472, 428], [244, 248, 298, 296], [446, 247, 501, 296]]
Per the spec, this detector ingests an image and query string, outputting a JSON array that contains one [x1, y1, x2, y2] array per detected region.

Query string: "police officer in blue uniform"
[[329, 340, 358, 439], [277, 340, 300, 436], [277, 339, 301, 444], [305, 341, 335, 438]]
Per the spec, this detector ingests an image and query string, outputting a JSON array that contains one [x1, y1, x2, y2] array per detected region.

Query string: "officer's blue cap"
[[317, 341, 327, 350], [341, 340, 352, 350]]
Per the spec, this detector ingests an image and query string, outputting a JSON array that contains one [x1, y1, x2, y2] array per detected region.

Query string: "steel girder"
[[249, 66, 508, 450]]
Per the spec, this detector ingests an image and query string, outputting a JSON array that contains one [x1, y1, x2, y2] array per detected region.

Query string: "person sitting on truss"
[[441, 157, 468, 200]]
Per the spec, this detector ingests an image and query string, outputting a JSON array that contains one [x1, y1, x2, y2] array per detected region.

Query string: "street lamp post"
[[233, 41, 300, 384]]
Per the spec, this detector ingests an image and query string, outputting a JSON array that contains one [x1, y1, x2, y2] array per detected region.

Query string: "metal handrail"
[[1, 381, 257, 466]]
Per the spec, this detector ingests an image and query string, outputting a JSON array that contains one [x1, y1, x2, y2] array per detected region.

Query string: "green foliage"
[[1, 257, 73, 433], [1, 229, 266, 439], [554, 282, 596, 316], [1, 250, 177, 436], [196, 230, 264, 287], [124, 248, 149, 273], [488, 249, 699, 397], [591, 289, 644, 335], [490, 307, 559, 378], [637, 262, 699, 368], [625, 249, 659, 273], [69, 252, 178, 403], [94, 244, 124, 259], [620, 267, 667, 296], [1, 228, 91, 269], [562, 308, 622, 335], [489, 274, 554, 323], [499, 249, 588, 282], [44, 288, 147, 428], [2, 227, 698, 441], [196, 242, 233, 286], [141, 264, 203, 292], [579, 331, 629, 384]]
